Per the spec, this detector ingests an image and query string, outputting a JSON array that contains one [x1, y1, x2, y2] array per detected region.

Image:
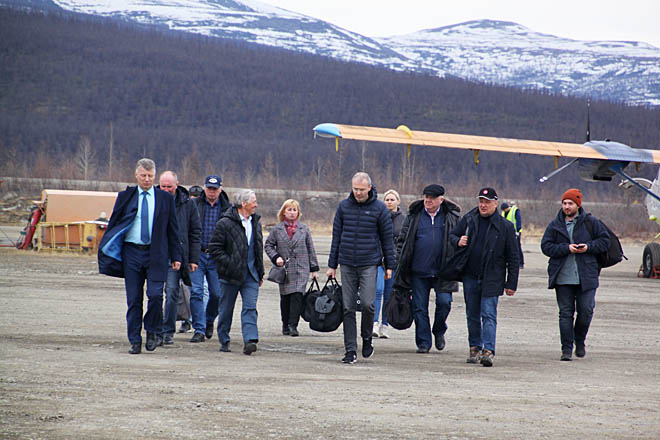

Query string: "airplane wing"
[[313, 123, 660, 163]]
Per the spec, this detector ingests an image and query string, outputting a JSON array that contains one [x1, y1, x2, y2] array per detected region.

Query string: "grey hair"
[[159, 170, 178, 181], [135, 158, 156, 173], [234, 189, 255, 206], [352, 172, 371, 186]]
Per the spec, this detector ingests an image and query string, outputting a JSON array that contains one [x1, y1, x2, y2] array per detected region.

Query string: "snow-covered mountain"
[[17, 0, 660, 106]]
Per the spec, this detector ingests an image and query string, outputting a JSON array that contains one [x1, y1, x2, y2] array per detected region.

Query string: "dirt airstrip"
[[1, 236, 659, 439]]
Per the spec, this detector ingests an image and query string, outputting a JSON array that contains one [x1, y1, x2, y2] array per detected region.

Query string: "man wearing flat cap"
[[393, 184, 461, 353], [541, 188, 609, 361], [189, 174, 230, 343], [449, 187, 519, 367]]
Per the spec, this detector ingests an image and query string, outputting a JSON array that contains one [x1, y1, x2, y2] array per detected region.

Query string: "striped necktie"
[[140, 191, 150, 243]]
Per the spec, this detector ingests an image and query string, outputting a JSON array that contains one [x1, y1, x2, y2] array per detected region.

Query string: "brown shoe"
[[480, 349, 494, 367], [466, 346, 481, 364]]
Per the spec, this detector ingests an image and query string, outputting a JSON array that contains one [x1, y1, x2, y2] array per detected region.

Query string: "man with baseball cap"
[[449, 187, 519, 366], [189, 175, 230, 343], [393, 184, 461, 353], [541, 188, 610, 361]]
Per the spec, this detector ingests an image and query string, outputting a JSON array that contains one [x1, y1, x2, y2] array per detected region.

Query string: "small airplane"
[[312, 118, 660, 203]]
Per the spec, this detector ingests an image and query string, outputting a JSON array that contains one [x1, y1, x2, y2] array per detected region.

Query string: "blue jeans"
[[411, 275, 452, 350], [161, 266, 182, 336], [555, 285, 596, 353], [374, 266, 393, 326], [189, 253, 221, 335], [217, 275, 260, 345], [463, 276, 499, 354], [122, 245, 164, 344]]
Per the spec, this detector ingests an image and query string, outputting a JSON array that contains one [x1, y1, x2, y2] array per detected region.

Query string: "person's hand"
[[505, 289, 515, 296], [458, 235, 469, 247], [259, 280, 263, 287], [326, 268, 336, 279], [311, 271, 318, 279], [569, 243, 588, 254], [276, 257, 285, 267], [189, 263, 198, 272], [384, 269, 392, 280], [172, 261, 181, 270]]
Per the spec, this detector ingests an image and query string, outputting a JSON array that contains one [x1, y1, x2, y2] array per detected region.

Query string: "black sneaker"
[[163, 334, 174, 345], [178, 321, 191, 333], [362, 337, 374, 358], [342, 351, 357, 364], [561, 351, 572, 361], [243, 341, 257, 355]]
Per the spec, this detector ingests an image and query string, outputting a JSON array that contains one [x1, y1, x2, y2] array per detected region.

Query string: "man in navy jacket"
[[541, 188, 609, 361], [327, 172, 395, 364], [98, 158, 182, 354]]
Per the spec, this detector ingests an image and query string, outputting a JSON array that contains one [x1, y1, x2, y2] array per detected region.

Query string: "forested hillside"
[[2, 7, 659, 201]]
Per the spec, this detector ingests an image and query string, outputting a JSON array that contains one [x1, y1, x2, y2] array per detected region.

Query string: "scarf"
[[284, 219, 298, 240]]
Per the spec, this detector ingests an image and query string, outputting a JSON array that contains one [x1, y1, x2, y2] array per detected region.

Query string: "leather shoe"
[[435, 333, 446, 351], [128, 343, 141, 354], [288, 325, 299, 337], [243, 341, 257, 355], [205, 322, 214, 339], [163, 334, 174, 345], [190, 332, 205, 343], [416, 346, 430, 353], [282, 324, 290, 336], [220, 343, 231, 352], [145, 333, 158, 351], [575, 343, 586, 358]]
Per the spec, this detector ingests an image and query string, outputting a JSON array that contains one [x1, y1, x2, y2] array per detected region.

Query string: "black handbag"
[[385, 286, 413, 330], [302, 278, 343, 332], [267, 264, 287, 284]]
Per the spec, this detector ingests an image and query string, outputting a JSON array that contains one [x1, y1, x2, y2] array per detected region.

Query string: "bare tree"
[[75, 135, 95, 181]]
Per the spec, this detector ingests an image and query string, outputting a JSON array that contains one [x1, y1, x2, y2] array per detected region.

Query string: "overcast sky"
[[269, 0, 660, 47]]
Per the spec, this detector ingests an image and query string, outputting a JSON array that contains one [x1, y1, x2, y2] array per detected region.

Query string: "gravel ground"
[[1, 235, 659, 439]]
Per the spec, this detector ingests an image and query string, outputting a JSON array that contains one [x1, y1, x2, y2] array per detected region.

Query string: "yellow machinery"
[[34, 189, 117, 252]]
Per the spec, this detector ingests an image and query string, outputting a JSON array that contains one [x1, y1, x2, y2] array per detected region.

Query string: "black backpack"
[[584, 215, 626, 268], [302, 278, 344, 332], [385, 287, 413, 330]]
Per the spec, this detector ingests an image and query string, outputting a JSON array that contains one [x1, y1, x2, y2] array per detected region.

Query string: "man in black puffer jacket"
[[209, 189, 264, 355], [394, 184, 460, 354], [327, 172, 396, 364], [157, 171, 201, 345], [449, 187, 519, 367]]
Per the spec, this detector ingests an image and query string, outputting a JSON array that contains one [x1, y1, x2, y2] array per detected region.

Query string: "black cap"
[[205, 175, 221, 188], [477, 187, 498, 200], [422, 184, 445, 197], [500, 202, 509, 211], [189, 185, 203, 197]]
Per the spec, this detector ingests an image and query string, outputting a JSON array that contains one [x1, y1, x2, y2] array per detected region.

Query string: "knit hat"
[[562, 188, 582, 207]]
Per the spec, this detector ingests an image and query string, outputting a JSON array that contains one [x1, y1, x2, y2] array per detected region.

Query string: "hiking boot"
[[342, 351, 357, 364], [561, 351, 572, 361], [362, 337, 374, 358], [466, 346, 481, 364], [379, 325, 389, 339], [480, 349, 494, 367], [575, 343, 586, 358]]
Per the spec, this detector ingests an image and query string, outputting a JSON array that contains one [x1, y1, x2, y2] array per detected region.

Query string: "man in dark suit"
[[98, 158, 182, 354]]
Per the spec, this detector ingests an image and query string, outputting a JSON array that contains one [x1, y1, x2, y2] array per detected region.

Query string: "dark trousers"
[[123, 245, 164, 344], [280, 292, 304, 327], [555, 284, 596, 353]]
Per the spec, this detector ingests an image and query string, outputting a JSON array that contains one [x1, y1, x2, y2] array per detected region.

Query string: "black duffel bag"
[[302, 278, 343, 332], [385, 286, 413, 330]]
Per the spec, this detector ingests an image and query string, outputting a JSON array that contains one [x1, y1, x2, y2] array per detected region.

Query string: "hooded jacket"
[[328, 187, 396, 269], [394, 199, 461, 292], [541, 207, 610, 291]]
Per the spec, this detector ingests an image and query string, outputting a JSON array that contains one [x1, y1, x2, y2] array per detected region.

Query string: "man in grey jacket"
[[327, 172, 396, 364]]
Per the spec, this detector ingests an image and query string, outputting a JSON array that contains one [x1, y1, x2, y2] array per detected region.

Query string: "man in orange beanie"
[[540, 188, 610, 361]]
